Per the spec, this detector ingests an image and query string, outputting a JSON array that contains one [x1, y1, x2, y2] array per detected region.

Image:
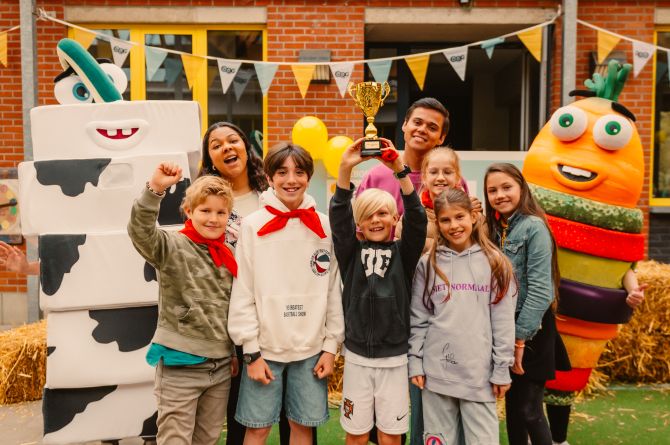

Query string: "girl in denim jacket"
[[484, 163, 569, 445]]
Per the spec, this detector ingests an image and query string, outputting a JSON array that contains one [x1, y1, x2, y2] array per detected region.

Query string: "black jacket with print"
[[329, 184, 427, 358]]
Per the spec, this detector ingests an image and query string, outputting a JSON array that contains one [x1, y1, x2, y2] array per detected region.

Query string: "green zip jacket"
[[128, 188, 233, 359]]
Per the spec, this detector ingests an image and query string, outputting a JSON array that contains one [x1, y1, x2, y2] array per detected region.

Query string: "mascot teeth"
[[559, 164, 596, 181]]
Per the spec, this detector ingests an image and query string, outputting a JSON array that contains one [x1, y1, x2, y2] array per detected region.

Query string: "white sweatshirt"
[[228, 189, 344, 363]]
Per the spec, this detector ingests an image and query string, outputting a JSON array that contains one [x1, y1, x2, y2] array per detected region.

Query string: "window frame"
[[652, 28, 670, 207]]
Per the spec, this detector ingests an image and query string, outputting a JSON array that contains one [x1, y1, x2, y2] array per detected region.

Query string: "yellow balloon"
[[291, 116, 328, 159], [323, 136, 353, 178]]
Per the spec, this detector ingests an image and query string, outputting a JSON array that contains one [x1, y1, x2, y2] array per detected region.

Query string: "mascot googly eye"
[[549, 105, 588, 142], [592, 114, 633, 151], [54, 75, 94, 105], [100, 62, 128, 96]]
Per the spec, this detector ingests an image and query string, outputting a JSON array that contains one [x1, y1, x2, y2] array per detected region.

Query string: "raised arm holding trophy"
[[348, 81, 391, 156]]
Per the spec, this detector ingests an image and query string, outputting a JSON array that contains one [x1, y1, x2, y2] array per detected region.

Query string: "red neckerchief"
[[257, 206, 326, 239], [180, 219, 237, 277], [421, 189, 434, 209]]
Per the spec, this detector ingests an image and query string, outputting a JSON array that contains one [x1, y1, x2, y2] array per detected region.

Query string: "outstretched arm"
[[0, 242, 40, 275]]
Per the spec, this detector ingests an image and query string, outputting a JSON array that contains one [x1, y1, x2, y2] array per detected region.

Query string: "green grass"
[[220, 386, 670, 445]]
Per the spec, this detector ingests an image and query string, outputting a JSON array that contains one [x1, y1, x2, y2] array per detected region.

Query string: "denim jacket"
[[495, 212, 554, 341]]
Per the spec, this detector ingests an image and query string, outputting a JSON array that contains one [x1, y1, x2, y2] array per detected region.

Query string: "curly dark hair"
[[197, 122, 268, 193]]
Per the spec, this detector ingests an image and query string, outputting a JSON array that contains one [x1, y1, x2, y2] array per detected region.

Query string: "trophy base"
[[361, 139, 382, 157]]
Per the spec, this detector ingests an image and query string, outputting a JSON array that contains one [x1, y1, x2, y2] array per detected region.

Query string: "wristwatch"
[[243, 351, 262, 365], [394, 164, 412, 179]]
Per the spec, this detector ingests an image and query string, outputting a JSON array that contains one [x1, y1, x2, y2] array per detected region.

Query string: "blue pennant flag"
[[481, 37, 505, 59], [145, 46, 168, 81], [367, 60, 392, 84], [254, 62, 279, 96]]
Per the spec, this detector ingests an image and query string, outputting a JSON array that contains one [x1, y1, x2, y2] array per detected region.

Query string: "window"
[[653, 31, 670, 204], [365, 40, 545, 152], [73, 25, 265, 143]]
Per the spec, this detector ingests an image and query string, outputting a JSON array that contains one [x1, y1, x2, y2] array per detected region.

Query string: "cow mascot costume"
[[522, 61, 646, 444], [19, 39, 201, 443]]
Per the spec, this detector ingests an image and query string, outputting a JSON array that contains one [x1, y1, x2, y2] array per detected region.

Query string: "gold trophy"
[[348, 81, 391, 156]]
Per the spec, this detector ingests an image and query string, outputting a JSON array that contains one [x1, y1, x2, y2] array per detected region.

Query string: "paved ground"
[[0, 400, 146, 445]]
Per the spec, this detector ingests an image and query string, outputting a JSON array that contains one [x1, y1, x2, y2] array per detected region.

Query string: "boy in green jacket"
[[128, 161, 238, 445]]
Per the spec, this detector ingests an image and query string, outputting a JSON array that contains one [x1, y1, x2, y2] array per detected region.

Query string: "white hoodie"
[[228, 189, 344, 362]]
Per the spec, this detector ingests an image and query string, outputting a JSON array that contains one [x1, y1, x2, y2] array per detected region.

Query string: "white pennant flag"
[[110, 38, 133, 67], [632, 41, 654, 77], [217, 59, 242, 94], [329, 62, 355, 97], [442, 47, 468, 81]]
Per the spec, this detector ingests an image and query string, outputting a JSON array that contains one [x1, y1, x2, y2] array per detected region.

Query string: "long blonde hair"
[[422, 188, 516, 313]]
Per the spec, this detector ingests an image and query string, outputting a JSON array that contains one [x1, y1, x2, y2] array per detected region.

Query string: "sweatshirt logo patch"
[[424, 433, 446, 445], [310, 249, 331, 276]]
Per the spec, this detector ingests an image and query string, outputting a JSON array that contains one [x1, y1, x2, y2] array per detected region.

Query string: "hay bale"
[[0, 320, 47, 404], [599, 260, 670, 383], [328, 354, 344, 407]]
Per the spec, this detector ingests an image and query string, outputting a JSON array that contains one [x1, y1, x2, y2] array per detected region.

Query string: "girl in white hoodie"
[[408, 188, 516, 445]]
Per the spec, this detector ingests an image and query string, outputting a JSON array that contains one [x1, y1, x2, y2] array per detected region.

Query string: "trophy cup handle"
[[347, 82, 357, 100], [380, 82, 391, 105]]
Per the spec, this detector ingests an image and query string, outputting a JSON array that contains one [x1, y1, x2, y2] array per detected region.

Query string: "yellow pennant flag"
[[0, 33, 7, 67], [291, 64, 315, 98], [405, 54, 430, 90], [181, 53, 206, 91], [597, 30, 621, 64], [518, 28, 543, 62], [73, 28, 97, 50]]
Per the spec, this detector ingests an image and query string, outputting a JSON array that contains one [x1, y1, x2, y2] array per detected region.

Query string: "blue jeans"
[[235, 353, 329, 428]]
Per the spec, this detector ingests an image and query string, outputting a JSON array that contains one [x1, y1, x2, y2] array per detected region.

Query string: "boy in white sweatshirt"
[[228, 143, 344, 445]]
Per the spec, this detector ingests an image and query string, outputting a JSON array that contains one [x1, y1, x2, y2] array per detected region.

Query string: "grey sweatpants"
[[154, 357, 232, 445], [422, 388, 499, 445]]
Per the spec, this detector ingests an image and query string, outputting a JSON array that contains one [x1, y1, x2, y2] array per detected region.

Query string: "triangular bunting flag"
[[632, 41, 654, 77], [518, 28, 543, 62], [0, 33, 7, 67], [291, 64, 316, 98], [482, 37, 505, 59], [442, 47, 468, 81], [181, 53, 206, 91], [233, 69, 253, 101], [597, 30, 621, 64], [330, 62, 355, 97], [145, 46, 168, 82], [367, 60, 392, 84], [254, 62, 279, 96], [110, 38, 133, 67], [164, 57, 183, 87], [405, 54, 430, 90], [217, 59, 242, 94], [73, 28, 96, 50]]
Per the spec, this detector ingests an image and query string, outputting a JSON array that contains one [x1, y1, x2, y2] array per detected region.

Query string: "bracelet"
[[146, 181, 166, 197], [514, 343, 525, 349]]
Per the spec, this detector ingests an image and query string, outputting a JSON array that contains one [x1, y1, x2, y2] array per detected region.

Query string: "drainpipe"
[[562, 0, 577, 106], [20, 0, 39, 323]]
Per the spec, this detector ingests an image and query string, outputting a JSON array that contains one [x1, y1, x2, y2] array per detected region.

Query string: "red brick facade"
[[0, 1, 665, 291]]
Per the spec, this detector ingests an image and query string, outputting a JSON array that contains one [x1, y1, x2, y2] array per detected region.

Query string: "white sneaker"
[[553, 441, 570, 445]]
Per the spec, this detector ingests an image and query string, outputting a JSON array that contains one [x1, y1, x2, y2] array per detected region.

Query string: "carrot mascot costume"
[[522, 61, 645, 443]]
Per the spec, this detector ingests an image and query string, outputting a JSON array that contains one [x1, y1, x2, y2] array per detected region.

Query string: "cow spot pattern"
[[34, 158, 112, 197], [89, 305, 158, 352], [39, 234, 87, 296]]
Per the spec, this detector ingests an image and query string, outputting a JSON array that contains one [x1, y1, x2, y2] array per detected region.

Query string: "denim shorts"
[[235, 353, 329, 428]]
